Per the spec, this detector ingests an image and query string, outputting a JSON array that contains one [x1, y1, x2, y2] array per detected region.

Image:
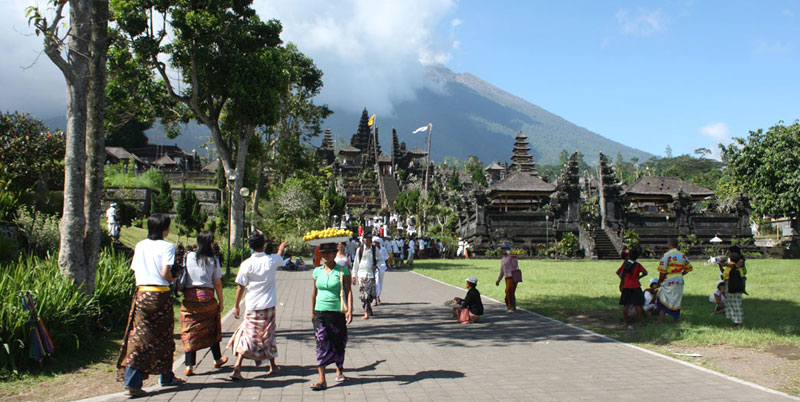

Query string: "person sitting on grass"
[[452, 277, 484, 324], [643, 278, 659, 316], [616, 248, 647, 326], [709, 280, 726, 314]]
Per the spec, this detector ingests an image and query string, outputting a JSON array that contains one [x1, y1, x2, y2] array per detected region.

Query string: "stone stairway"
[[381, 173, 401, 207], [594, 229, 619, 260]]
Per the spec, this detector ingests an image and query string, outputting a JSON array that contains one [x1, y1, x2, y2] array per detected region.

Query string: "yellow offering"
[[302, 228, 353, 242]]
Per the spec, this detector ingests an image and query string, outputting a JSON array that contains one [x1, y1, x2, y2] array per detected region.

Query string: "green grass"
[[412, 258, 800, 349]]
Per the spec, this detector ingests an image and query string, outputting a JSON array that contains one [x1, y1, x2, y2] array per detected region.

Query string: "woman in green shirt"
[[310, 242, 353, 391]]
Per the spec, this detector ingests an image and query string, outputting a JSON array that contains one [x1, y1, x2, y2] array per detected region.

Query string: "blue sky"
[[442, 1, 799, 158], [1, 0, 797, 159]]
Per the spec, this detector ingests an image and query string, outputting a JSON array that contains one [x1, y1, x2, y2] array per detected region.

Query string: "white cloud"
[[699, 122, 731, 159], [253, 0, 458, 116], [753, 39, 794, 54], [616, 8, 668, 36]]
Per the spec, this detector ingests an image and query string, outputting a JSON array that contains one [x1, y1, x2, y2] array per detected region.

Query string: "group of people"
[[115, 214, 350, 396], [615, 238, 747, 328]]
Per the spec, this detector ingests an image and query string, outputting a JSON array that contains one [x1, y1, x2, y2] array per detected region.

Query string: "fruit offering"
[[302, 228, 353, 241]]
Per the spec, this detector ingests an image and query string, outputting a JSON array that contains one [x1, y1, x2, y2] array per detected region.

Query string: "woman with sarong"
[[719, 245, 746, 329], [227, 231, 288, 380], [495, 243, 521, 312], [181, 231, 228, 376], [656, 238, 693, 323], [117, 214, 185, 396], [310, 241, 353, 391]]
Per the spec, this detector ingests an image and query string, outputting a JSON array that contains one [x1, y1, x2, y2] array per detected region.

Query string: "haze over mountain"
[[43, 64, 653, 166], [322, 64, 653, 166]]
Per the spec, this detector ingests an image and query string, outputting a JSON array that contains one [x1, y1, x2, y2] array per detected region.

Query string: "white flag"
[[412, 125, 428, 134]]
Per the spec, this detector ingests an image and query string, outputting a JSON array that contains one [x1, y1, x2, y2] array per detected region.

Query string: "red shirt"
[[616, 261, 647, 289]]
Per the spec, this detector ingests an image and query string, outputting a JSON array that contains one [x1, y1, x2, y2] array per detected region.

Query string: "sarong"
[[116, 290, 175, 381], [452, 307, 481, 323], [313, 311, 348, 369], [656, 277, 684, 320], [227, 307, 277, 361], [180, 288, 222, 353], [724, 291, 744, 324], [359, 277, 376, 314]]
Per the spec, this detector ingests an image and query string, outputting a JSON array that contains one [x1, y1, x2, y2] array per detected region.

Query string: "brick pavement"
[[85, 269, 798, 402]]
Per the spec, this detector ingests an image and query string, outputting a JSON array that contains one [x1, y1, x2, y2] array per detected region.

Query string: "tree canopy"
[[721, 121, 800, 226]]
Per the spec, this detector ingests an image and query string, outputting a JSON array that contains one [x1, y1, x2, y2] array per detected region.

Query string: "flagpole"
[[423, 122, 433, 196]]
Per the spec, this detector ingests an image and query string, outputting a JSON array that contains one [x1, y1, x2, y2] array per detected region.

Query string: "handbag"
[[338, 267, 348, 313]]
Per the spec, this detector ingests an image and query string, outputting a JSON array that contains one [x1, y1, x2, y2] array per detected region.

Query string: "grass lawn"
[[412, 258, 800, 348]]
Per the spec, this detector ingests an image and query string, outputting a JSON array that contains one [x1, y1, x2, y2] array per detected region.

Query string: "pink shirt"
[[498, 255, 519, 281]]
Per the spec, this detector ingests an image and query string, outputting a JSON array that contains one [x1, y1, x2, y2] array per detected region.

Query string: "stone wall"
[[103, 187, 221, 216]]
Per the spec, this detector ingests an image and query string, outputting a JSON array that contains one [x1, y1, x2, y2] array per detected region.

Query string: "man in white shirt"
[[228, 230, 288, 380], [106, 203, 120, 242], [373, 237, 390, 305], [417, 238, 425, 259], [352, 233, 378, 319]]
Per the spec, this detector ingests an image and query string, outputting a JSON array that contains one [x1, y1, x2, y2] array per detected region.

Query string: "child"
[[616, 248, 647, 325], [643, 278, 659, 316], [709, 280, 726, 314]]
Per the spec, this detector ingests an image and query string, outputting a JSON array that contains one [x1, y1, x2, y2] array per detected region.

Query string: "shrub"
[[0, 191, 20, 222], [0, 233, 20, 263], [14, 207, 60, 256], [557, 233, 580, 257], [623, 229, 640, 250], [0, 249, 133, 374]]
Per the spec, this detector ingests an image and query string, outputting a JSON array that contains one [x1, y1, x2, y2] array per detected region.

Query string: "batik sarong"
[[724, 290, 744, 324], [180, 288, 222, 353], [656, 277, 684, 320], [116, 289, 175, 381], [227, 307, 278, 361], [359, 277, 376, 314], [313, 310, 348, 369], [452, 307, 481, 323]]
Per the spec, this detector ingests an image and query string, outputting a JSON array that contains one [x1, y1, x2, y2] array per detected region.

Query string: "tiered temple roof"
[[622, 176, 715, 201], [508, 131, 538, 175]]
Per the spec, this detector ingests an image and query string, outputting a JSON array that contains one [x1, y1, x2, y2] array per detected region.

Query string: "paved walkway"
[[88, 269, 798, 402]]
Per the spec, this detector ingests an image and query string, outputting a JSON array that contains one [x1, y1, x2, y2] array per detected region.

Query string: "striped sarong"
[[180, 288, 222, 353], [227, 307, 278, 361]]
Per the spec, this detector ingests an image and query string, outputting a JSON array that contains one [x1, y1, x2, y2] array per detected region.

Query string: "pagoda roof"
[[489, 171, 555, 194], [105, 147, 146, 164], [484, 161, 504, 171], [407, 147, 428, 157], [515, 132, 528, 140], [201, 159, 220, 172], [622, 176, 714, 198], [377, 154, 392, 163], [339, 145, 361, 154], [152, 154, 178, 166]]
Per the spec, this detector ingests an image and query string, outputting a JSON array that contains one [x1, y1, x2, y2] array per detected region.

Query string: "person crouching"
[[452, 277, 484, 324]]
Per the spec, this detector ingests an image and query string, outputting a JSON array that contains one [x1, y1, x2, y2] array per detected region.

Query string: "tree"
[[150, 176, 173, 214], [27, 0, 109, 293], [176, 187, 206, 243], [465, 155, 487, 187], [721, 121, 800, 230], [0, 112, 65, 192], [111, 0, 290, 251]]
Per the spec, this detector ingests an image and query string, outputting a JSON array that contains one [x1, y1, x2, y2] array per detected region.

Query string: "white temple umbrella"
[[710, 235, 723, 244]]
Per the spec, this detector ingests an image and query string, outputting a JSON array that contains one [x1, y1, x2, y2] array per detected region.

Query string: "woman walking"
[[311, 242, 354, 391], [495, 243, 521, 312], [117, 214, 185, 396], [352, 234, 378, 319], [180, 231, 228, 376]]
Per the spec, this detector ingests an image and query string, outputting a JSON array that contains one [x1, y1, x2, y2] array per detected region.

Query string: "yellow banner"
[[368, 114, 376, 126]]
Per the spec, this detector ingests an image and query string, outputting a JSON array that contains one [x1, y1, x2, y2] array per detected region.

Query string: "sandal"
[[229, 372, 244, 381], [183, 367, 195, 376], [124, 387, 147, 397], [310, 382, 327, 391], [214, 356, 229, 368], [160, 376, 186, 387], [335, 374, 346, 383]]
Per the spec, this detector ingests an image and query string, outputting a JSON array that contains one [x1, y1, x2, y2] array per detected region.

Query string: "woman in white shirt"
[[117, 214, 184, 397], [180, 231, 227, 376]]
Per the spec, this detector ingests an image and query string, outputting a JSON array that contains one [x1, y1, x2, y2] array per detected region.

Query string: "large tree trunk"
[[57, 0, 92, 291], [228, 127, 251, 255], [82, 0, 109, 294]]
